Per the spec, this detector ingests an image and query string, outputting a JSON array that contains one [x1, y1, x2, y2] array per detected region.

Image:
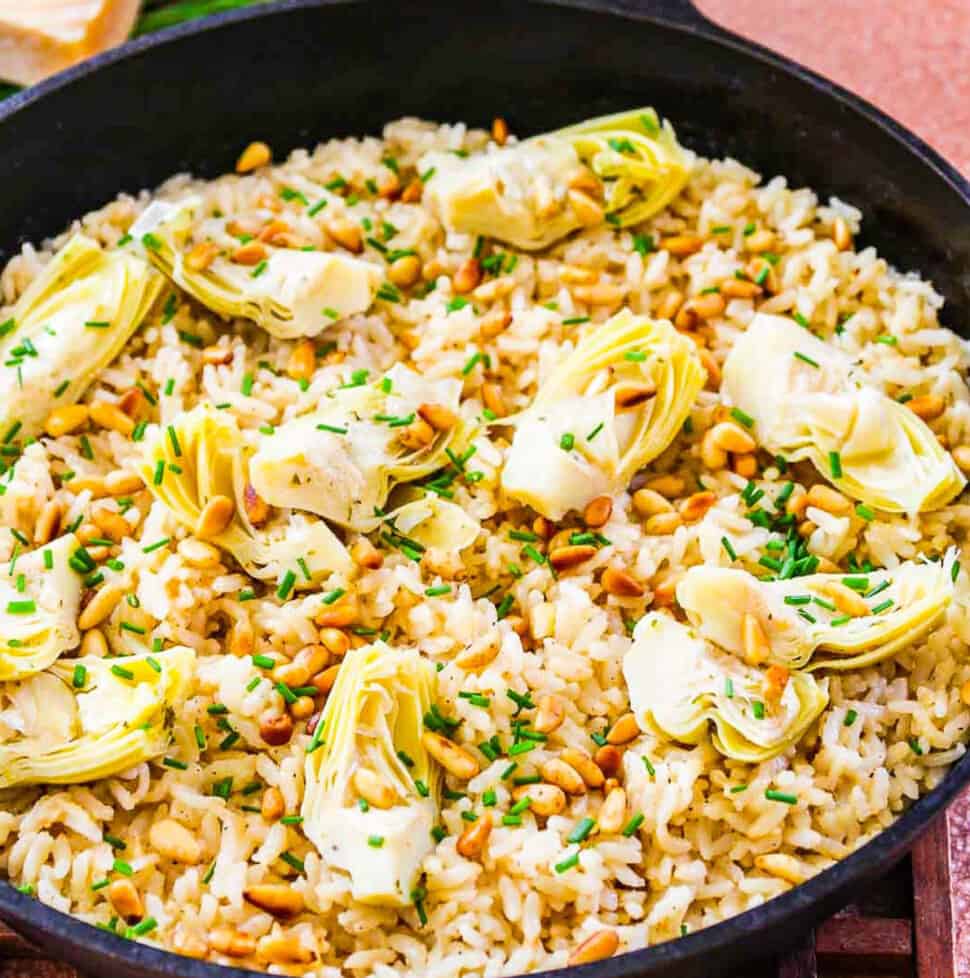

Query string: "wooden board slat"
[[777, 931, 818, 978], [912, 812, 954, 978], [814, 915, 913, 973]]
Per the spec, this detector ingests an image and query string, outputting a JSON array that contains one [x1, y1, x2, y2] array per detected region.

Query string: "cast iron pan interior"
[[0, 2, 967, 976]]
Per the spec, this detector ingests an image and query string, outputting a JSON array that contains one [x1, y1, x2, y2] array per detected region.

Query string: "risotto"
[[0, 110, 968, 976]]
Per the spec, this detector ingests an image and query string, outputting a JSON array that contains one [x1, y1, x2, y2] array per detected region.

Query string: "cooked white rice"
[[1, 116, 969, 975]]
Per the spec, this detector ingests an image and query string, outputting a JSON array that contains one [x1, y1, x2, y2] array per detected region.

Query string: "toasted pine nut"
[[480, 308, 513, 339], [680, 490, 717, 523], [744, 229, 775, 252], [399, 179, 422, 204], [81, 628, 108, 657], [378, 173, 401, 199], [615, 381, 656, 410], [455, 635, 500, 671], [210, 927, 257, 958], [733, 453, 759, 479], [700, 429, 729, 470], [548, 545, 597, 571], [960, 678, 970, 706], [569, 930, 619, 966], [697, 347, 721, 390], [108, 879, 143, 921], [388, 254, 422, 287], [117, 386, 145, 418], [326, 219, 363, 253], [540, 758, 586, 795], [644, 512, 683, 535], [631, 488, 673, 517], [186, 240, 219, 271], [90, 401, 135, 436], [952, 445, 970, 473], [662, 234, 703, 257], [560, 748, 604, 789], [201, 343, 232, 366], [453, 258, 482, 294], [350, 537, 383, 569], [798, 519, 816, 538], [559, 265, 598, 285], [606, 712, 640, 746], [311, 663, 341, 696], [196, 495, 235, 539], [418, 402, 459, 431], [33, 500, 62, 545], [594, 743, 623, 777], [229, 621, 255, 658], [675, 292, 725, 331], [821, 581, 870, 618], [534, 695, 565, 734], [907, 394, 945, 422], [651, 573, 682, 608], [259, 711, 294, 747], [236, 141, 271, 173], [746, 257, 777, 293], [741, 612, 770, 666], [244, 884, 304, 918], [719, 277, 763, 299], [256, 934, 314, 965], [805, 484, 851, 515], [514, 782, 566, 816], [398, 416, 435, 450], [583, 496, 612, 529], [243, 483, 270, 527], [573, 282, 626, 306], [78, 582, 124, 630], [104, 470, 143, 495], [764, 664, 790, 702], [456, 811, 493, 859], [481, 382, 507, 418], [598, 787, 627, 834], [261, 786, 285, 821], [645, 475, 684, 498], [257, 219, 291, 245], [315, 597, 359, 634], [709, 421, 756, 454], [655, 289, 685, 321], [289, 695, 316, 720], [91, 508, 129, 543], [601, 567, 644, 598], [533, 517, 555, 541], [45, 404, 89, 438], [149, 818, 202, 865], [422, 731, 479, 779], [755, 853, 807, 885], [832, 216, 852, 251], [287, 339, 316, 382], [567, 189, 605, 227], [491, 117, 509, 145], [352, 766, 398, 809], [318, 627, 350, 657], [231, 241, 267, 266]]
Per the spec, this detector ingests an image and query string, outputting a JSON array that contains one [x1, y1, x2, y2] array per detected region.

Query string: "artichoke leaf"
[[0, 233, 162, 441], [130, 198, 381, 339], [676, 550, 957, 672], [624, 613, 827, 762], [0, 534, 82, 680], [421, 107, 690, 251], [302, 643, 440, 906], [138, 405, 351, 583], [385, 490, 481, 552], [501, 311, 705, 519], [0, 647, 195, 788], [722, 314, 965, 512], [250, 364, 470, 532]]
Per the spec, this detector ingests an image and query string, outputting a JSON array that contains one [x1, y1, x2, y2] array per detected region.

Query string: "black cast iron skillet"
[[0, 1, 968, 976]]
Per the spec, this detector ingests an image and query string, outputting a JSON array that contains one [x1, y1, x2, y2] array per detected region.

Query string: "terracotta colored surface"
[[695, 0, 970, 176]]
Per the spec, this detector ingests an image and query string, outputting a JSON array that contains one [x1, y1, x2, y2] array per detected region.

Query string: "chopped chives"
[[280, 851, 305, 873], [621, 812, 645, 836], [502, 814, 522, 826], [793, 351, 819, 368], [752, 701, 765, 719], [567, 817, 596, 843], [559, 432, 575, 451], [828, 450, 842, 478], [642, 756, 655, 777], [110, 664, 135, 680], [730, 407, 755, 429], [322, 587, 345, 605], [586, 422, 604, 441], [5, 599, 35, 614], [367, 835, 384, 848], [163, 757, 188, 770], [720, 536, 737, 561], [855, 503, 875, 521], [871, 598, 894, 614], [72, 664, 87, 688], [844, 709, 858, 726], [112, 859, 133, 876], [764, 789, 797, 805], [276, 570, 296, 600], [142, 537, 170, 553], [554, 851, 580, 873]]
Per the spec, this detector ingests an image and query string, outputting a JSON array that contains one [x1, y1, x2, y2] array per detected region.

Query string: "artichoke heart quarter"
[[0, 534, 82, 680], [302, 643, 440, 906], [501, 310, 705, 519], [0, 647, 195, 789], [138, 405, 351, 583], [0, 233, 162, 441], [722, 314, 965, 512], [421, 107, 690, 251], [623, 613, 827, 763], [250, 364, 469, 532], [676, 550, 957, 672], [130, 198, 381, 339]]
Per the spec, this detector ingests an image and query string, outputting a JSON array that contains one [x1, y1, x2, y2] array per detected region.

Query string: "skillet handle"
[[613, 0, 724, 34]]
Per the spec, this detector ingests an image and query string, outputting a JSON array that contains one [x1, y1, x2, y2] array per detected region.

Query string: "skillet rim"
[[0, 2, 967, 976]]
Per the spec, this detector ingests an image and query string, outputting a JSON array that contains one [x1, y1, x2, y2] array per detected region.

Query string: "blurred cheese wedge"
[[0, 1, 139, 86]]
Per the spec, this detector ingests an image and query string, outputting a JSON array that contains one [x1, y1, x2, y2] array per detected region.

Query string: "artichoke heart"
[[0, 534, 82, 680], [302, 643, 440, 906], [138, 405, 351, 583], [421, 108, 690, 251], [676, 551, 957, 672], [722, 314, 965, 512], [0, 233, 162, 441], [501, 310, 705, 519], [624, 613, 827, 762], [130, 198, 381, 339], [250, 365, 470, 532], [385, 491, 480, 552], [0, 647, 195, 788]]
